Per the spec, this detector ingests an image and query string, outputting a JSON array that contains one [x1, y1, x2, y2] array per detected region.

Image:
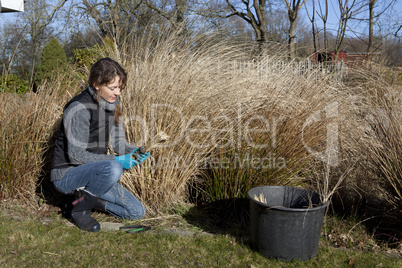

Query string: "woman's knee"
[[126, 204, 146, 220], [105, 160, 123, 182], [122, 195, 146, 220], [136, 205, 146, 219]]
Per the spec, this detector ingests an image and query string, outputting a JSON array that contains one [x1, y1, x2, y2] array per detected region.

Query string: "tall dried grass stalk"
[[0, 72, 80, 201], [142, 131, 169, 151], [324, 66, 402, 214], [363, 86, 402, 212]]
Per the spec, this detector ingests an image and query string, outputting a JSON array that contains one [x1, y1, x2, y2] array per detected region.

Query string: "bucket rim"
[[247, 185, 329, 212]]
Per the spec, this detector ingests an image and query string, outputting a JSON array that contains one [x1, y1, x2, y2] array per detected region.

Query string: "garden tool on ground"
[[119, 225, 151, 233]]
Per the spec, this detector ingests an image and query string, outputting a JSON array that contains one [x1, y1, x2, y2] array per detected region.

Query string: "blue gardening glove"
[[115, 154, 139, 169], [131, 147, 150, 163]]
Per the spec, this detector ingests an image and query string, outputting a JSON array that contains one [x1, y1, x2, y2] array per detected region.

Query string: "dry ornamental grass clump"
[[0, 76, 77, 200], [362, 82, 402, 213], [100, 28, 356, 214]]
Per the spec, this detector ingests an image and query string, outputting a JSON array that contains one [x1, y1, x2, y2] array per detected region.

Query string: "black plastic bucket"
[[247, 186, 328, 261]]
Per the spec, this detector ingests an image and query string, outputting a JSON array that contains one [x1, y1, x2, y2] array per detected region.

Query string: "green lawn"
[[0, 207, 400, 268]]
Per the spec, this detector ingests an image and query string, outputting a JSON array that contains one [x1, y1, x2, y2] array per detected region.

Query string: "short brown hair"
[[89, 58, 127, 123], [89, 57, 127, 90]]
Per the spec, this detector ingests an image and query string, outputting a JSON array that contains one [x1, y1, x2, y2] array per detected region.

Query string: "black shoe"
[[93, 198, 107, 212], [71, 189, 101, 232]]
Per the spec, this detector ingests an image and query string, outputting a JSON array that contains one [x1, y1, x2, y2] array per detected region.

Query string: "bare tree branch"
[[283, 0, 306, 58]]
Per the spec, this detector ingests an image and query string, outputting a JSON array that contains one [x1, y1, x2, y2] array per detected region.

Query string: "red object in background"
[[313, 51, 348, 65]]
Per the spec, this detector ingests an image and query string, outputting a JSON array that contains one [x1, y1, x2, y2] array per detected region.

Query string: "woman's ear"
[[93, 83, 100, 91]]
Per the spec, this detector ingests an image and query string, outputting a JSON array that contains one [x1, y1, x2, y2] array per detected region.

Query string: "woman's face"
[[94, 76, 121, 103]]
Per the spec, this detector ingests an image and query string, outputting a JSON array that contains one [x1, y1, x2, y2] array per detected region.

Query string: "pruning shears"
[[131, 147, 148, 161], [119, 225, 151, 233]]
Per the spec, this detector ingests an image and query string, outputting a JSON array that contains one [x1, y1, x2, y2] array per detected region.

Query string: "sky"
[[303, 0, 402, 38], [1, 0, 401, 40]]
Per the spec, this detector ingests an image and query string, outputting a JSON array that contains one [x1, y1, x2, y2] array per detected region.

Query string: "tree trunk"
[[176, 0, 186, 24], [284, 0, 305, 59], [306, 0, 317, 53], [323, 1, 328, 52], [288, 17, 297, 58], [367, 0, 377, 53]]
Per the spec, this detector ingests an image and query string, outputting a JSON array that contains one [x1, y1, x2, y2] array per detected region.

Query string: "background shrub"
[[34, 37, 68, 87], [0, 73, 30, 94]]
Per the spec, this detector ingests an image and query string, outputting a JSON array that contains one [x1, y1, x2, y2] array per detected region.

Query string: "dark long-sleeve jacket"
[[50, 87, 137, 181]]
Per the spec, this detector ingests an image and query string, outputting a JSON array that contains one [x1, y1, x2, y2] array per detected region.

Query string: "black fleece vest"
[[52, 88, 115, 169]]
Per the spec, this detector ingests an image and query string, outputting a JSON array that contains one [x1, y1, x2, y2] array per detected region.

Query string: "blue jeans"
[[53, 160, 145, 220]]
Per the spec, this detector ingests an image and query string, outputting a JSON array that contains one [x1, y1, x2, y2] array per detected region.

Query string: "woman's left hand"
[[132, 148, 150, 163]]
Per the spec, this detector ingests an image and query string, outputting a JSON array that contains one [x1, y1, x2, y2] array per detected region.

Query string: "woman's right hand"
[[115, 154, 139, 169]]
